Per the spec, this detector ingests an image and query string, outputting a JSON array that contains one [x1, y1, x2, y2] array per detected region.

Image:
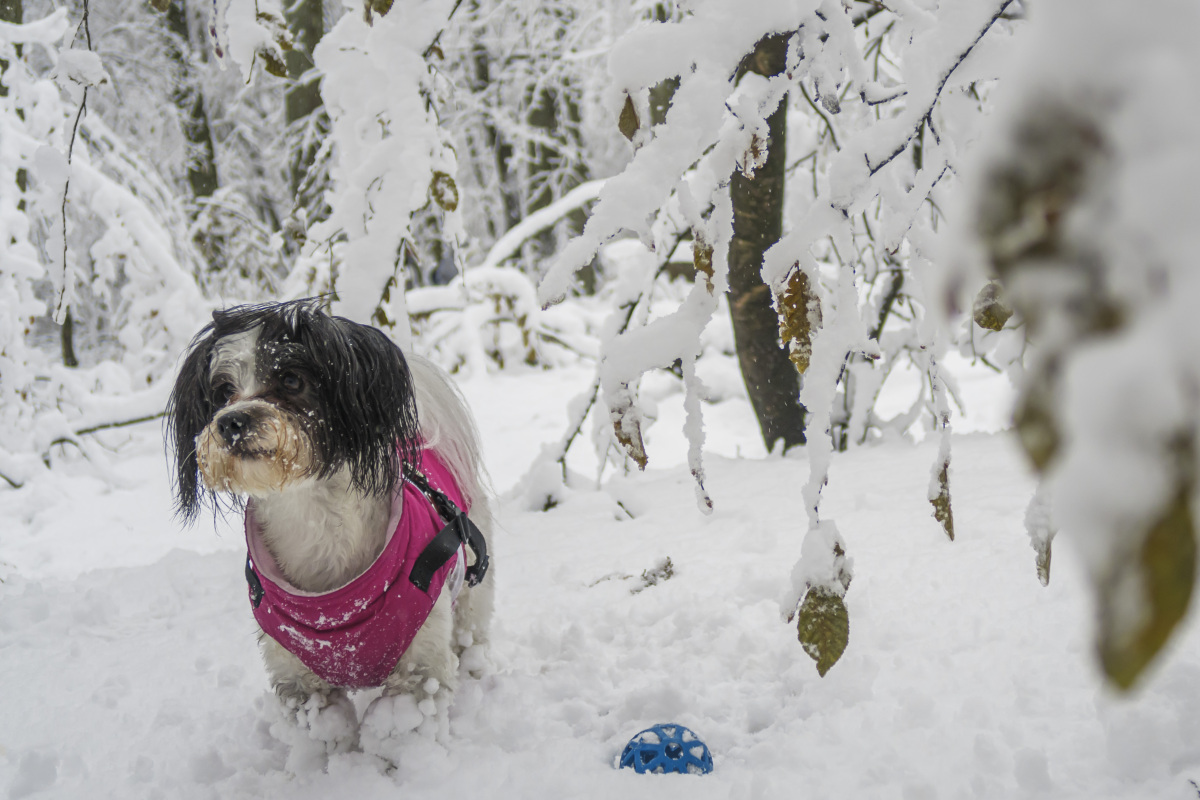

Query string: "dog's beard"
[[196, 407, 318, 496]]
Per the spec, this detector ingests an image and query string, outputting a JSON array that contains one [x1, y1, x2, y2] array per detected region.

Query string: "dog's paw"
[[458, 642, 491, 679], [267, 690, 359, 772], [296, 691, 359, 753], [360, 681, 451, 767]]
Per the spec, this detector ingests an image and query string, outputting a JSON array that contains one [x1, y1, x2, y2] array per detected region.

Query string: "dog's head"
[[167, 299, 420, 521]]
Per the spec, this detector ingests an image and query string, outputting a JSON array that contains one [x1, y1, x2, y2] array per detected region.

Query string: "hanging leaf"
[[796, 586, 850, 677], [363, 0, 393, 23], [1098, 491, 1197, 690], [1025, 486, 1056, 586], [930, 458, 954, 541], [777, 267, 821, 375], [254, 12, 293, 79], [430, 171, 459, 212], [1014, 369, 1060, 472], [738, 133, 767, 179], [973, 281, 1013, 331], [618, 95, 640, 142], [693, 234, 714, 293], [612, 384, 648, 470], [1035, 539, 1053, 587]]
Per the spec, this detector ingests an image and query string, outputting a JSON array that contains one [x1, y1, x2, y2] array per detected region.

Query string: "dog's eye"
[[281, 373, 303, 393], [214, 383, 236, 404]]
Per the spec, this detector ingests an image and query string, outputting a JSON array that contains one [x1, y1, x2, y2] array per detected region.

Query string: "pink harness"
[[244, 449, 470, 689]]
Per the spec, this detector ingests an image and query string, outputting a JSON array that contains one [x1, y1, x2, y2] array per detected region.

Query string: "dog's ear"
[[312, 316, 421, 498], [166, 326, 217, 522]]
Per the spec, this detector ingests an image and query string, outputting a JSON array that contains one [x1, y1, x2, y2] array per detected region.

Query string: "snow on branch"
[[283, 0, 464, 338]]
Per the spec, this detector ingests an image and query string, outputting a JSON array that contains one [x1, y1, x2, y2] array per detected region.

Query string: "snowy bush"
[[0, 6, 205, 487]]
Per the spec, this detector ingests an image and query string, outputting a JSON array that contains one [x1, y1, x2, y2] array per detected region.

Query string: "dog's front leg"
[[360, 588, 457, 766], [259, 632, 359, 767]]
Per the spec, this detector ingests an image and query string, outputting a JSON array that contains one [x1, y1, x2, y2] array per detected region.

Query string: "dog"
[[167, 299, 494, 760]]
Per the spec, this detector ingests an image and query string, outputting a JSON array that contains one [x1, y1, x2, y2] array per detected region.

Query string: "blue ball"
[[619, 724, 713, 775]]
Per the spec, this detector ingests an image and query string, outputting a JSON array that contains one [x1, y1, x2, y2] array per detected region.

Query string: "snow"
[[5, 353, 1200, 799]]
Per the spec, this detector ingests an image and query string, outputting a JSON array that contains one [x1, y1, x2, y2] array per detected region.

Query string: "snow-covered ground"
[[4, 357, 1200, 800]]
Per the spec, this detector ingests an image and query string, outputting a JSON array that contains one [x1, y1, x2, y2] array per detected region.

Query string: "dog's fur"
[[167, 300, 493, 753]]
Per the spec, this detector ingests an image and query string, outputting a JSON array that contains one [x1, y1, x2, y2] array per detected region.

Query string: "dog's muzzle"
[[197, 402, 317, 494], [217, 409, 254, 447]]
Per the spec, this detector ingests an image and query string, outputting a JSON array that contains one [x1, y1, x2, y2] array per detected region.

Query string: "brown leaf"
[[693, 235, 715, 293], [777, 267, 821, 375], [430, 171, 459, 212], [363, 0, 393, 23], [612, 385, 648, 470], [931, 458, 954, 541], [618, 95, 640, 142]]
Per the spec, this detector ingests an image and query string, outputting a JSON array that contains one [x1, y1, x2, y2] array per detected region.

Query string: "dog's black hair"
[[166, 298, 421, 522]]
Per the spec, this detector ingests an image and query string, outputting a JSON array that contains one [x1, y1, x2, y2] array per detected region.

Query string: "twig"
[[799, 84, 840, 151], [863, 0, 1015, 178], [56, 0, 94, 320], [74, 412, 165, 437]]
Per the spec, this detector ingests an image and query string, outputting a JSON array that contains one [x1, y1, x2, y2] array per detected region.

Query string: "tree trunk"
[[0, 0, 21, 72], [469, 37, 519, 238], [0, 0, 25, 198], [728, 33, 807, 452], [285, 0, 325, 200], [164, 0, 218, 201]]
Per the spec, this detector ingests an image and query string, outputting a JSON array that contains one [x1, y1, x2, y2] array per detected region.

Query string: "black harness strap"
[[246, 556, 265, 608], [405, 467, 490, 594]]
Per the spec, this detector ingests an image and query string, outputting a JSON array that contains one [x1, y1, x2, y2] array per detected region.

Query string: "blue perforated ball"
[[618, 724, 713, 775]]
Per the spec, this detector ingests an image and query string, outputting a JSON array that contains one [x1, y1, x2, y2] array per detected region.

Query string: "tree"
[[160, 0, 218, 202], [283, 0, 328, 213], [537, 0, 1020, 677], [728, 32, 806, 453]]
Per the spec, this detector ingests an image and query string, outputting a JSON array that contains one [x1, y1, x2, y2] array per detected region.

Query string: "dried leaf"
[[258, 46, 289, 79], [931, 459, 954, 541], [693, 235, 714, 293], [777, 268, 821, 375], [632, 557, 674, 594], [739, 133, 767, 179], [973, 281, 1013, 331], [796, 586, 850, 677], [252, 12, 292, 79], [148, 0, 171, 13], [1098, 492, 1197, 691], [1025, 487, 1056, 587], [618, 95, 640, 142], [1014, 372, 1060, 472], [1035, 538, 1053, 587], [612, 385, 648, 470], [430, 171, 459, 212], [363, 0, 393, 23]]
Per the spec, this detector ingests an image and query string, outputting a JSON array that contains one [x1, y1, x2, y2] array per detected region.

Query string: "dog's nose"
[[217, 410, 252, 445]]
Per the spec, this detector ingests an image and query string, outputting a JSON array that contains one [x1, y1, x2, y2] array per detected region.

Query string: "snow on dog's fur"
[[167, 299, 494, 762]]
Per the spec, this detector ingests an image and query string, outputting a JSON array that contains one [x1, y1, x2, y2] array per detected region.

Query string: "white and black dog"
[[167, 299, 493, 758]]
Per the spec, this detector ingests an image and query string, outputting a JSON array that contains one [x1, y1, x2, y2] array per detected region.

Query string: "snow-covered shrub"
[[278, 0, 465, 340], [0, 8, 205, 487], [409, 265, 599, 374]]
